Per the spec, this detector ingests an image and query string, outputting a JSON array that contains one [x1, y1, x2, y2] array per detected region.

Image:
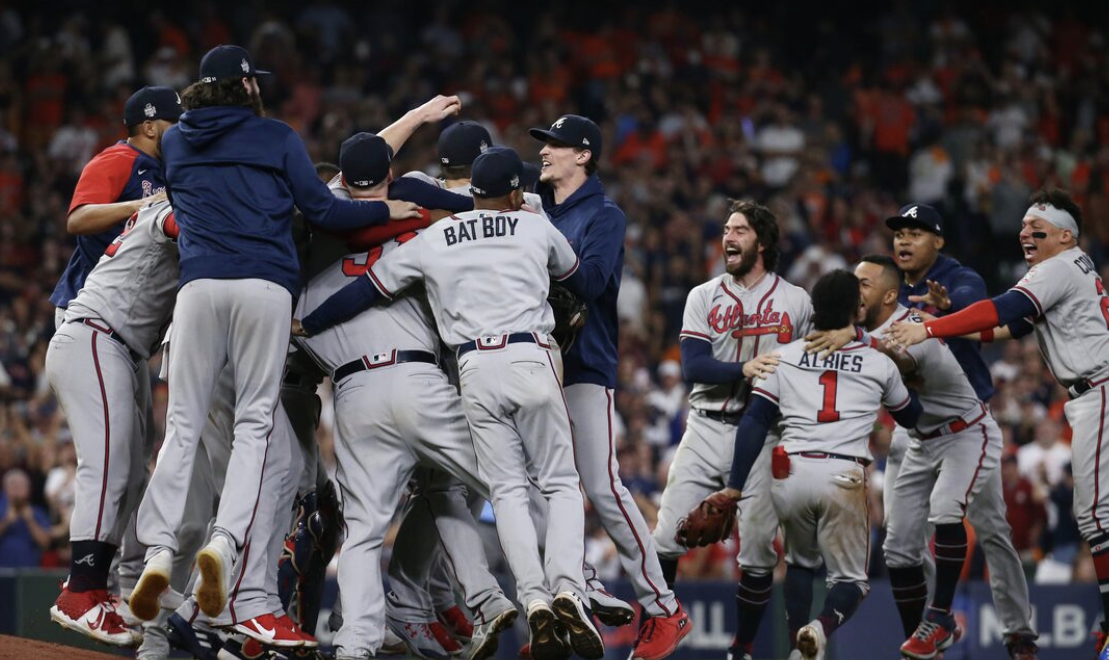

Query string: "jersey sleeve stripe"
[[554, 258, 580, 281], [366, 267, 395, 300], [679, 330, 711, 340], [888, 395, 912, 411], [752, 387, 778, 403], [1012, 286, 1044, 316]]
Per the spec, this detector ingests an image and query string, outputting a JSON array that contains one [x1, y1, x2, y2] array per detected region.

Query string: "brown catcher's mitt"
[[548, 283, 588, 352], [675, 491, 739, 548]]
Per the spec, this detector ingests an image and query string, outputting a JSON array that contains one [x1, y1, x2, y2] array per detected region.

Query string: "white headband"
[[1025, 203, 1079, 237]]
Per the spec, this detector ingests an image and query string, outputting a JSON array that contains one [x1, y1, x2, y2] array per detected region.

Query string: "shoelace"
[[637, 617, 660, 643], [912, 620, 942, 641]]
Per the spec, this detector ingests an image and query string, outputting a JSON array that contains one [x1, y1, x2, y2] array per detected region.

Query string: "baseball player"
[[887, 189, 1109, 660], [129, 44, 420, 633], [288, 133, 519, 660], [853, 255, 1009, 659], [682, 269, 923, 660], [529, 114, 688, 658], [50, 86, 182, 328], [659, 200, 811, 660], [405, 120, 544, 213], [46, 200, 179, 647], [297, 147, 605, 660], [890, 204, 1038, 660]]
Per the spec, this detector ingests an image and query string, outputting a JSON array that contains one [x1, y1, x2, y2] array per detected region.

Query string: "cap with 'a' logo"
[[340, 132, 394, 189], [199, 45, 271, 83], [123, 86, 184, 126], [885, 203, 944, 236], [439, 121, 492, 167], [528, 114, 603, 159], [471, 147, 525, 198]]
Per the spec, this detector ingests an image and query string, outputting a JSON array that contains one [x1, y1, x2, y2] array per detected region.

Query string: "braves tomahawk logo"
[[707, 298, 794, 343]]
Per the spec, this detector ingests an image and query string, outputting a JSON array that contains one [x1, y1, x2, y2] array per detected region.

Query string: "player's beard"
[[862, 299, 884, 329], [725, 242, 759, 278]]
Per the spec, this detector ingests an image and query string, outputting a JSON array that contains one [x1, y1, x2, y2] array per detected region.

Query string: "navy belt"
[[457, 333, 549, 357], [793, 451, 871, 467], [77, 318, 125, 346], [696, 409, 744, 425], [333, 350, 437, 382], [1071, 375, 1109, 399]]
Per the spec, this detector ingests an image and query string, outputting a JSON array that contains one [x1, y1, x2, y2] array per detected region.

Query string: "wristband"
[[980, 327, 994, 343]]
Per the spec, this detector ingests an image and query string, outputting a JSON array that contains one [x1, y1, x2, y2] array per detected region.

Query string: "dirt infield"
[[0, 635, 128, 660]]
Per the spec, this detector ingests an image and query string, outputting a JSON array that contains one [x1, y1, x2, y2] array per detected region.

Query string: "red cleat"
[[234, 612, 304, 648], [438, 605, 475, 641], [901, 610, 958, 660], [629, 603, 692, 660], [50, 587, 141, 647], [276, 612, 318, 647]]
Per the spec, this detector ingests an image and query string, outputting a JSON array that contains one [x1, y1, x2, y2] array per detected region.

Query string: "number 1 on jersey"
[[817, 370, 840, 423]]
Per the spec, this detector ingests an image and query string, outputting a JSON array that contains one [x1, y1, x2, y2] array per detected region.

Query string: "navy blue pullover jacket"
[[540, 175, 625, 388], [162, 106, 389, 296], [899, 254, 995, 402]]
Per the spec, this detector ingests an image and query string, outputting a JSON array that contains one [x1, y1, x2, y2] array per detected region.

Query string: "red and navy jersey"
[[49, 142, 166, 308]]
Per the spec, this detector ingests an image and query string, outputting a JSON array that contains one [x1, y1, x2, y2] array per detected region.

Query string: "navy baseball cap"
[[199, 45, 270, 83], [439, 121, 492, 167], [123, 86, 183, 126], [886, 203, 944, 236], [340, 133, 394, 189], [529, 114, 603, 158], [471, 147, 524, 198]]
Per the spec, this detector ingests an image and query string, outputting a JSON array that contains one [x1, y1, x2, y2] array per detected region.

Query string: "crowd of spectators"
[[1, 1, 1109, 589]]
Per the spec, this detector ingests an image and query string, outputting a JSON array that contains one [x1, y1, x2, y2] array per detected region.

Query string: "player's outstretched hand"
[[742, 352, 780, 380], [675, 489, 740, 548], [907, 280, 951, 311], [887, 320, 928, 350], [804, 325, 856, 359], [386, 199, 422, 220], [292, 319, 309, 338], [416, 94, 463, 123]]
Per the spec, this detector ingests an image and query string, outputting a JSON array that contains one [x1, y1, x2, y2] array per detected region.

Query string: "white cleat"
[[130, 548, 174, 622], [195, 535, 235, 618], [797, 620, 827, 660]]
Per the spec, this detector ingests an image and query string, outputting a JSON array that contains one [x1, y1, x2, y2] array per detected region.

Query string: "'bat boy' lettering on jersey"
[[444, 214, 518, 246]]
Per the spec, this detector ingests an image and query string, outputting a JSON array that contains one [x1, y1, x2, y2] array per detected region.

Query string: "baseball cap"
[[199, 45, 271, 83], [529, 114, 603, 158], [471, 147, 524, 198], [885, 203, 944, 236], [439, 121, 492, 167], [340, 132, 394, 189], [123, 86, 183, 126]]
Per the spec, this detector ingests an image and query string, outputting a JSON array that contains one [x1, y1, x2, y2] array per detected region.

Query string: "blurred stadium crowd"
[[1, 0, 1108, 588]]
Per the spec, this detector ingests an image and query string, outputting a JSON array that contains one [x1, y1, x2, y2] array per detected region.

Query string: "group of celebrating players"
[[36, 41, 1109, 660]]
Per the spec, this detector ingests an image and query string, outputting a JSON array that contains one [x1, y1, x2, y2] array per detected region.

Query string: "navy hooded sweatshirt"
[[540, 175, 626, 388], [898, 253, 995, 402], [162, 106, 390, 296]]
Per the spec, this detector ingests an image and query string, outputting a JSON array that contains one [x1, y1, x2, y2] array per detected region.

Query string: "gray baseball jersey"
[[296, 231, 436, 373], [64, 200, 179, 359], [366, 208, 579, 346], [1012, 246, 1109, 388], [872, 305, 982, 435], [679, 273, 813, 414], [754, 340, 911, 459]]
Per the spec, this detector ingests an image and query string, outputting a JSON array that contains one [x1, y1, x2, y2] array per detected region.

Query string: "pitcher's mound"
[[0, 635, 126, 660]]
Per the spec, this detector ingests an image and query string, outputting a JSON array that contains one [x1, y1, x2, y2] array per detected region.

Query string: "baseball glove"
[[675, 491, 739, 548], [548, 283, 588, 352]]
